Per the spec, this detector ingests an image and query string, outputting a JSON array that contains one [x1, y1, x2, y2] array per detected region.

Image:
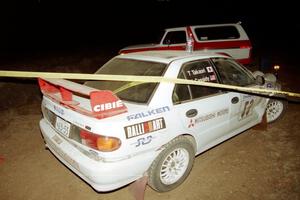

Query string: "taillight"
[[80, 130, 121, 152]]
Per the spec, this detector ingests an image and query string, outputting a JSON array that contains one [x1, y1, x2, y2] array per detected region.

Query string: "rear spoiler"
[[38, 78, 128, 119]]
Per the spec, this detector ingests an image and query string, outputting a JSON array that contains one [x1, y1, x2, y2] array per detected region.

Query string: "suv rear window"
[[194, 26, 240, 41]]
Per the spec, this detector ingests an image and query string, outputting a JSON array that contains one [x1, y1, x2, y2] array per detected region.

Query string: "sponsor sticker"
[[124, 117, 166, 139], [93, 100, 123, 112], [126, 106, 170, 121], [266, 83, 273, 88], [210, 74, 216, 81], [206, 66, 214, 73], [54, 105, 64, 115], [188, 108, 229, 127], [132, 135, 154, 147]]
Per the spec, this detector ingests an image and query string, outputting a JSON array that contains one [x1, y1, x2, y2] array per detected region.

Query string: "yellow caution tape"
[[0, 70, 300, 98]]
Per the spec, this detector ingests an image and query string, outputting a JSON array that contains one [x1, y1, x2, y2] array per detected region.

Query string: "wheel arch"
[[157, 134, 197, 155], [182, 134, 197, 154]]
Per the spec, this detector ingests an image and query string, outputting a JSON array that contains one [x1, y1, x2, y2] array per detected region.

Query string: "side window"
[[163, 31, 186, 45], [194, 26, 240, 41], [173, 72, 191, 103], [212, 58, 255, 86], [173, 60, 220, 103]]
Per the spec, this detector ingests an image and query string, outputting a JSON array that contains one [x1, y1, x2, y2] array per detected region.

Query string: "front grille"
[[42, 106, 81, 143]]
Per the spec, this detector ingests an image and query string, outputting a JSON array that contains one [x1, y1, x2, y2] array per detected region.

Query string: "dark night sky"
[[0, 0, 299, 59]]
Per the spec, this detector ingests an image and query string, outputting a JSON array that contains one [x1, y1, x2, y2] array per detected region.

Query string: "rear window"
[[194, 26, 240, 41], [85, 58, 167, 104]]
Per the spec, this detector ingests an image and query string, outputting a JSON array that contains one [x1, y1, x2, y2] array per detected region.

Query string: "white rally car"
[[39, 51, 285, 192]]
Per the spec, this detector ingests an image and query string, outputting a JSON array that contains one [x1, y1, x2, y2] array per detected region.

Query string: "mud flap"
[[128, 176, 148, 200], [253, 113, 268, 131]]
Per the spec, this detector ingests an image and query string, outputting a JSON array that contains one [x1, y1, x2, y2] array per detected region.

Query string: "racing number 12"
[[241, 99, 254, 119]]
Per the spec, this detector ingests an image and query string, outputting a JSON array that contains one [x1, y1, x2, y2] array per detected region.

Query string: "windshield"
[[85, 58, 167, 103], [212, 58, 255, 86]]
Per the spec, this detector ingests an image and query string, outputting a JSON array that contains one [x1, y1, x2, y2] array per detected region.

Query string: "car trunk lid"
[[38, 78, 128, 119]]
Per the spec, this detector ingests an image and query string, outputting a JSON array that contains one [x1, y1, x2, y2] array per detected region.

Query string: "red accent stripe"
[[194, 40, 251, 50]]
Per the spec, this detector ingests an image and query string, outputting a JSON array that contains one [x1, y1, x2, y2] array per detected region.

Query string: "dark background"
[[0, 0, 299, 63]]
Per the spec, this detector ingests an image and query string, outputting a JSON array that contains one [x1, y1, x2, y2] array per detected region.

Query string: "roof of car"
[[165, 22, 242, 31], [118, 50, 226, 63]]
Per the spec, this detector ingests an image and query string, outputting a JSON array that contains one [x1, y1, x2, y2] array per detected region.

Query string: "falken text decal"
[[125, 117, 166, 139], [126, 106, 170, 121]]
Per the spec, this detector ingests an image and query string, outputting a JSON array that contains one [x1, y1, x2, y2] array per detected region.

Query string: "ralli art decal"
[[124, 117, 166, 139]]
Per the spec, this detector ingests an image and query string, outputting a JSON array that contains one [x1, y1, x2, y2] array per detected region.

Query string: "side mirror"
[[255, 75, 265, 86]]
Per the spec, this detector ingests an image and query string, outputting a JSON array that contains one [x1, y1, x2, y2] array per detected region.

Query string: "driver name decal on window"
[[184, 61, 217, 83]]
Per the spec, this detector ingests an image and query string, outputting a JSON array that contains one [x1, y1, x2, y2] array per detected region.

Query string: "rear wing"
[[38, 78, 127, 119]]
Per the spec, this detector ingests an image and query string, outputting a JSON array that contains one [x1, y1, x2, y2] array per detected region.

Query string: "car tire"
[[266, 99, 287, 123], [148, 136, 195, 192]]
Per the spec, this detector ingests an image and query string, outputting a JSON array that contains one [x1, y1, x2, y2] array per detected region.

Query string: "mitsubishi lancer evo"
[[39, 51, 285, 192]]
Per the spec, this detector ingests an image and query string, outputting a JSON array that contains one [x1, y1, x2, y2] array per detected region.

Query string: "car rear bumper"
[[39, 119, 157, 192]]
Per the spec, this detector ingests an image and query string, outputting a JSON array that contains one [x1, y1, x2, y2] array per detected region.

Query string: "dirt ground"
[[0, 51, 299, 200]]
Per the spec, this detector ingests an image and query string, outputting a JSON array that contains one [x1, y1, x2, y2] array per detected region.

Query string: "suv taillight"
[[80, 130, 121, 152]]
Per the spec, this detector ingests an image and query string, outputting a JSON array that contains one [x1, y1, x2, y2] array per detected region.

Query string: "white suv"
[[120, 22, 252, 65]]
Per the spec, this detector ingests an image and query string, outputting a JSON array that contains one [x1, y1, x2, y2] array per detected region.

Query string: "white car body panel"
[[39, 51, 270, 192]]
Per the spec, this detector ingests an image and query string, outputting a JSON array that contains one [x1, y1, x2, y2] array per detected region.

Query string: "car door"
[[211, 57, 267, 132], [172, 59, 233, 150]]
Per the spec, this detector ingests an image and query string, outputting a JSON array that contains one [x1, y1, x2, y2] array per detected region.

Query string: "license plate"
[[55, 117, 71, 137]]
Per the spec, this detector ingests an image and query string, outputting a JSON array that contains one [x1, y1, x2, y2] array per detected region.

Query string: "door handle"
[[231, 96, 239, 104], [186, 109, 198, 118]]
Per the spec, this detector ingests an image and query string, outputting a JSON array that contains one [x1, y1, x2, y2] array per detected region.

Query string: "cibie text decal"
[[125, 117, 166, 139], [126, 106, 170, 121], [93, 100, 123, 112]]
